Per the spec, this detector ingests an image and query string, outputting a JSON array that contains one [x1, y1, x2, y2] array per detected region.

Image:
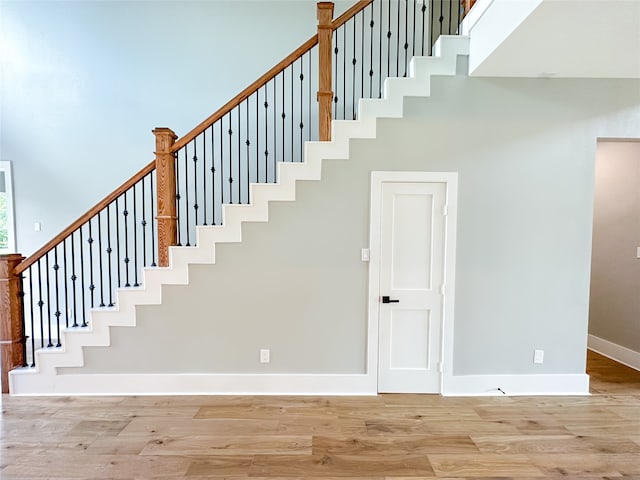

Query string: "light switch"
[[361, 248, 370, 262], [637, 247, 640, 259], [34, 222, 41, 232]]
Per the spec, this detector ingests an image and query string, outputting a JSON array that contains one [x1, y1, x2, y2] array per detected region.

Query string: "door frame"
[[367, 171, 458, 394]]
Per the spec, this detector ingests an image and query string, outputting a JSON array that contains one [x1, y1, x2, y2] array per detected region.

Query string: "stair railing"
[[0, 0, 468, 392]]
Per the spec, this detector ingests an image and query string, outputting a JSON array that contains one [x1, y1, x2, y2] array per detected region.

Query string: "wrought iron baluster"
[[255, 92, 260, 185], [63, 237, 69, 326], [220, 120, 224, 207], [387, 0, 392, 79], [79, 226, 87, 327], [193, 140, 199, 227], [211, 125, 216, 225], [37, 260, 45, 347], [396, 0, 401, 76], [53, 247, 61, 347], [45, 253, 52, 347], [228, 113, 234, 204], [281, 70, 286, 165], [264, 88, 269, 182], [342, 26, 346, 120], [237, 103, 241, 203], [18, 274, 26, 366], [299, 56, 304, 161], [272, 79, 277, 182], [87, 220, 95, 308], [123, 195, 130, 286], [132, 184, 139, 286], [245, 98, 250, 203], [150, 173, 157, 266], [369, 4, 374, 98], [28, 266, 36, 364], [421, 0, 427, 55], [412, 0, 417, 57], [379, 0, 384, 97], [106, 205, 114, 306], [308, 52, 311, 141], [97, 212, 105, 305], [352, 18, 357, 120], [141, 178, 147, 267], [183, 147, 191, 245], [202, 131, 207, 225], [334, 34, 339, 117], [290, 65, 294, 162], [175, 150, 181, 246], [429, 0, 435, 55], [361, 10, 365, 103], [404, 0, 409, 77], [70, 232, 79, 327]]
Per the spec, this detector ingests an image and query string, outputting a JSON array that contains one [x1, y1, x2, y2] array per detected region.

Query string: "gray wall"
[[1, 0, 353, 257], [69, 74, 640, 376], [589, 141, 640, 353]]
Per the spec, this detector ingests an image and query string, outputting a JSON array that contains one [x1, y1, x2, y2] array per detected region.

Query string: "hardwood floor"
[[1, 350, 639, 479]]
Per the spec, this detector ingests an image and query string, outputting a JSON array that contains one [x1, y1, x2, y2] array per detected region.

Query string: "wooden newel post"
[[153, 127, 178, 268], [0, 254, 25, 394], [317, 2, 334, 142]]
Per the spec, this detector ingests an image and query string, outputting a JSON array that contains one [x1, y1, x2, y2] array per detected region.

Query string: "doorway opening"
[[588, 139, 640, 387]]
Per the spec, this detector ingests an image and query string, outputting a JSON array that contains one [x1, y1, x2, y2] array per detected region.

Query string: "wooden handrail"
[[331, 0, 373, 30], [172, 35, 319, 153], [15, 160, 155, 275], [462, 0, 478, 18]]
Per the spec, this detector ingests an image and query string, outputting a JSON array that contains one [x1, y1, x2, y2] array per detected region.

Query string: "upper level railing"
[[0, 0, 470, 392]]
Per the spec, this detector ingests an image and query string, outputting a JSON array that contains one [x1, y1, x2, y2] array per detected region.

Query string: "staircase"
[[7, 34, 470, 395]]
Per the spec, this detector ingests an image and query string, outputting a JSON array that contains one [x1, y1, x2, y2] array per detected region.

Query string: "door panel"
[[378, 182, 446, 393], [390, 309, 430, 369]]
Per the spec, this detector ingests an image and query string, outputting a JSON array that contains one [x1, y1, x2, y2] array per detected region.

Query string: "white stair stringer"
[[9, 35, 469, 395]]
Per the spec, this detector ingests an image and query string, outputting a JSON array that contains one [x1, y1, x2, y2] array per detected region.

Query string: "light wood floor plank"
[[1, 351, 639, 479], [427, 453, 545, 477], [249, 453, 435, 476], [140, 435, 312, 456]]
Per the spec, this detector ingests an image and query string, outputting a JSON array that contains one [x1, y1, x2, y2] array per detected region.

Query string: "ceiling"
[[463, 0, 640, 78]]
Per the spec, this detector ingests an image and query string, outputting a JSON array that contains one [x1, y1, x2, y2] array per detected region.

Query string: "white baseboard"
[[10, 371, 376, 396], [588, 334, 640, 372], [442, 373, 590, 396]]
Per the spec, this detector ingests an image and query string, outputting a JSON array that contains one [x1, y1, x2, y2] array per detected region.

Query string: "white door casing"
[[367, 172, 458, 394]]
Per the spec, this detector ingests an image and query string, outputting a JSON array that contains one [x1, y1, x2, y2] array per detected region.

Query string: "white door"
[[377, 181, 447, 393]]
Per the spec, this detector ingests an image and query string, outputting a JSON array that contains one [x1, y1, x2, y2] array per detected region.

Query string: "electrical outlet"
[[533, 349, 544, 364], [260, 349, 270, 364]]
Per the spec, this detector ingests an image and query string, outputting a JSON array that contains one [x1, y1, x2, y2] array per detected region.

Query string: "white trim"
[[0, 161, 16, 254], [588, 334, 640, 372], [459, 0, 495, 36], [10, 371, 376, 396], [368, 171, 458, 394], [442, 373, 590, 396]]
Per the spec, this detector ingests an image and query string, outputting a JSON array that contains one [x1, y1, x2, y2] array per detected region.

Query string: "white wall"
[[65, 74, 640, 379], [0, 0, 339, 257], [589, 141, 640, 355]]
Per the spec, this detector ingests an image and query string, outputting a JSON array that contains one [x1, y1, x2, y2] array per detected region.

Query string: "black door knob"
[[382, 296, 400, 304]]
